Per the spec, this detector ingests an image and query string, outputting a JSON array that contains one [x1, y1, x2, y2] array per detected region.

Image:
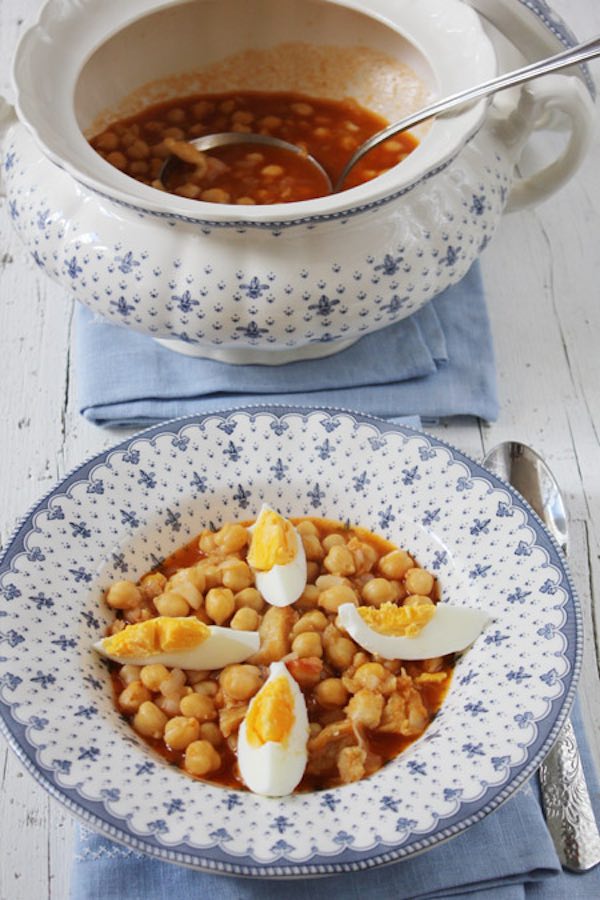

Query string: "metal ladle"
[[160, 35, 600, 194]]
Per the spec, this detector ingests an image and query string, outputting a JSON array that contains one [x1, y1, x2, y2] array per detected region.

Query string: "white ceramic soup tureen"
[[0, 0, 595, 363]]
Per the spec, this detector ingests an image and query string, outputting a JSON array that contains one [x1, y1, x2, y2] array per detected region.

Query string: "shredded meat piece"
[[377, 678, 429, 736], [218, 704, 248, 738], [249, 605, 297, 665], [345, 688, 384, 729], [338, 746, 367, 783], [306, 719, 356, 775]]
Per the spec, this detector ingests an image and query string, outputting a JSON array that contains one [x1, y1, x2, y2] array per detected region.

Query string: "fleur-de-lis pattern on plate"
[[0, 408, 580, 877]]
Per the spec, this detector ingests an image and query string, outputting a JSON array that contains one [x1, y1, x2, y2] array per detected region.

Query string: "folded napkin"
[[70, 699, 600, 900], [75, 263, 498, 428]]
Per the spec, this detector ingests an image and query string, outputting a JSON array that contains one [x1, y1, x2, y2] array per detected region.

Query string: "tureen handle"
[[0, 96, 17, 197], [500, 74, 595, 213]]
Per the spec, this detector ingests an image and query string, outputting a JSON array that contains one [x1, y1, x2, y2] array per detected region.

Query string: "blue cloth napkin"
[[70, 699, 600, 899], [75, 263, 498, 428]]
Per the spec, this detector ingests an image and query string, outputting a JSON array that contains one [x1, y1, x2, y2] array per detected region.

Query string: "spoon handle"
[[337, 34, 600, 189], [540, 718, 600, 871]]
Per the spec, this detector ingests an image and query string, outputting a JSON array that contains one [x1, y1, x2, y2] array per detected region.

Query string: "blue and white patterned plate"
[[0, 407, 581, 876]]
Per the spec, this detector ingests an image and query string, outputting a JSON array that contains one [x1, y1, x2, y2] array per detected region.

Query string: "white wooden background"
[[1, 1, 599, 897]]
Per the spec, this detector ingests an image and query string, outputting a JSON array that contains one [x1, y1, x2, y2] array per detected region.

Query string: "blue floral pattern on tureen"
[[0, 408, 581, 876]]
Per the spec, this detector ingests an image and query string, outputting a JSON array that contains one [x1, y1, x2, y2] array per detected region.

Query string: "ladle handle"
[[336, 35, 600, 190]]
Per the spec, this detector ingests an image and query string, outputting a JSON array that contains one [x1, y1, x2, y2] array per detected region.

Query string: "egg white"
[[94, 625, 259, 669], [237, 661, 309, 796], [337, 602, 491, 660], [249, 507, 307, 607]]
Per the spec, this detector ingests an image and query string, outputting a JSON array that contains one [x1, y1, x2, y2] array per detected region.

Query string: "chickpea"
[[118, 680, 151, 714], [163, 126, 185, 140], [315, 678, 349, 709], [95, 131, 119, 151], [199, 563, 222, 590], [292, 631, 322, 658], [191, 100, 213, 119], [205, 587, 235, 625], [315, 574, 347, 590], [323, 544, 356, 576], [220, 664, 262, 701], [106, 150, 128, 170], [175, 184, 201, 199], [291, 610, 328, 637], [156, 692, 186, 718], [404, 567, 435, 596], [309, 722, 322, 738], [236, 196, 256, 205], [127, 139, 150, 160], [296, 520, 318, 537], [140, 663, 170, 692], [201, 188, 231, 204], [119, 664, 142, 685], [154, 590, 190, 617], [361, 578, 399, 607], [166, 107, 186, 124], [133, 701, 168, 739], [179, 692, 217, 721], [139, 571, 167, 601], [302, 534, 324, 561], [160, 668, 186, 697], [259, 115, 282, 130], [290, 102, 313, 116], [261, 164, 284, 178], [199, 721, 223, 746], [165, 578, 202, 610], [295, 584, 320, 610], [170, 566, 206, 593], [234, 587, 264, 612], [318, 584, 358, 614], [164, 716, 201, 750], [230, 607, 260, 631], [106, 580, 142, 610], [193, 680, 218, 697], [185, 740, 221, 776], [323, 628, 358, 670], [231, 109, 254, 125], [199, 530, 218, 554], [220, 559, 253, 592], [378, 549, 414, 580], [322, 533, 345, 551], [404, 594, 435, 608], [214, 522, 249, 553], [185, 669, 209, 685]]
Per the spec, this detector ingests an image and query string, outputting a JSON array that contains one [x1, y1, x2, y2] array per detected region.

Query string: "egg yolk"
[[247, 509, 297, 571], [245, 676, 296, 747], [102, 616, 210, 658], [358, 602, 436, 637]]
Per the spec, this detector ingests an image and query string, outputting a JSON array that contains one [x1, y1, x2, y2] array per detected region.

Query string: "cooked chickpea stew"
[[90, 91, 418, 204], [104, 517, 453, 792]]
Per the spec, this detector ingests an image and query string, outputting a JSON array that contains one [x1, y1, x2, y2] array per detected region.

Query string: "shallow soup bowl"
[[0, 408, 581, 874], [1, 0, 595, 363]]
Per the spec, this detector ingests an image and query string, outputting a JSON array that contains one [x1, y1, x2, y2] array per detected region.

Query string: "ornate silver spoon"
[[160, 35, 600, 193], [483, 440, 600, 872]]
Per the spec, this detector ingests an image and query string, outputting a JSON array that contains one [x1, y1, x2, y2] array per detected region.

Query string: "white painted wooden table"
[[1, 1, 600, 897]]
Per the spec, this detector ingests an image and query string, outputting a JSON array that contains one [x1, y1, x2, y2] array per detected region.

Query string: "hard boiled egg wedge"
[[246, 504, 307, 607], [337, 601, 491, 660], [237, 661, 309, 796], [94, 616, 259, 669]]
